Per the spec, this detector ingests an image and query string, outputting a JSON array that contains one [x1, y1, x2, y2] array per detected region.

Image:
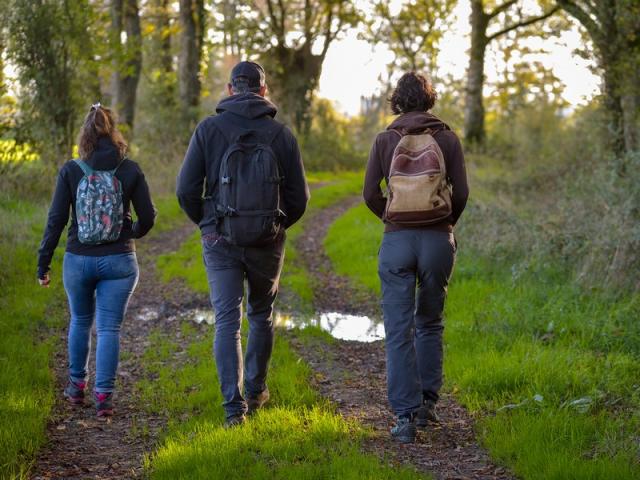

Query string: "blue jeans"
[[202, 233, 285, 419], [63, 252, 139, 393], [378, 230, 456, 416]]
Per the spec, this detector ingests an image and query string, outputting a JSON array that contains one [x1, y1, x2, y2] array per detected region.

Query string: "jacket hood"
[[387, 111, 450, 134], [85, 136, 123, 171], [216, 93, 278, 119]]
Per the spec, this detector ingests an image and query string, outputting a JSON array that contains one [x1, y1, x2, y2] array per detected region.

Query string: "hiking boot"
[[390, 414, 416, 443], [94, 392, 114, 417], [224, 414, 246, 428], [246, 387, 270, 415], [416, 399, 439, 427], [63, 379, 86, 405]]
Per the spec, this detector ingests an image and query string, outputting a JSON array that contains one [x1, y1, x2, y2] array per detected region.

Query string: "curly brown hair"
[[389, 72, 437, 115], [77, 104, 127, 160]]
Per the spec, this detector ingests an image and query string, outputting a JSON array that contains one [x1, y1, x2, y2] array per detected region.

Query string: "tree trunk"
[[110, 0, 142, 133], [119, 0, 142, 131], [109, 0, 123, 108], [264, 45, 323, 133], [155, 0, 172, 76], [619, 53, 640, 153], [464, 1, 488, 146], [178, 0, 204, 119]]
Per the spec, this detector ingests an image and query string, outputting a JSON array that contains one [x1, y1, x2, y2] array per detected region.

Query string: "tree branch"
[[556, 0, 604, 48], [487, 0, 518, 20], [264, 0, 285, 46], [487, 5, 560, 41]]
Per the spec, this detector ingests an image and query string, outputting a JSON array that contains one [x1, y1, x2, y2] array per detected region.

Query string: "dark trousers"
[[378, 230, 456, 416], [202, 232, 285, 419]]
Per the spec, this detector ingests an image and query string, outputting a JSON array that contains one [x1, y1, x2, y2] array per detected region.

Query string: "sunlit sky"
[[318, 0, 600, 115]]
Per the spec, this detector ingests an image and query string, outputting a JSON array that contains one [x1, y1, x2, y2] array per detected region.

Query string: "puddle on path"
[[137, 306, 382, 342], [277, 312, 385, 343], [175, 308, 215, 325], [136, 306, 215, 326]]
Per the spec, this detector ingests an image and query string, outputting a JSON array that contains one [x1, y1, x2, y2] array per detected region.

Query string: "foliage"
[[299, 99, 368, 171], [5, 0, 102, 164], [364, 0, 457, 73]]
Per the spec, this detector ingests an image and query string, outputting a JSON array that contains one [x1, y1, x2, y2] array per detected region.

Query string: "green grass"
[[147, 241, 429, 478], [323, 201, 640, 479], [0, 196, 66, 479]]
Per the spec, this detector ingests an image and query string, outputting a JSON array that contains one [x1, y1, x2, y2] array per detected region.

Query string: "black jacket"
[[176, 93, 309, 233], [37, 137, 156, 278]]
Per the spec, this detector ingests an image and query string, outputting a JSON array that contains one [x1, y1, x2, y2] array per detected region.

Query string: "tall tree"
[[111, 0, 142, 133], [464, 0, 560, 146], [557, 0, 640, 154], [178, 0, 205, 121], [366, 0, 457, 73], [221, 0, 359, 133]]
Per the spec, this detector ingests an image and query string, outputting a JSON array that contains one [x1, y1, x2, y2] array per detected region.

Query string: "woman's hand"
[[38, 274, 50, 287]]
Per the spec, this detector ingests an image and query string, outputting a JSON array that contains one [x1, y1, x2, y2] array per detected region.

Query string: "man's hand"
[[38, 274, 50, 288]]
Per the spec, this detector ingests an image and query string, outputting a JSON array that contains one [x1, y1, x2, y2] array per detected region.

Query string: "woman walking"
[[37, 104, 156, 416], [363, 72, 469, 443]]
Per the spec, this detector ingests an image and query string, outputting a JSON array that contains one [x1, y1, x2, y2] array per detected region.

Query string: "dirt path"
[[292, 197, 514, 480], [31, 223, 209, 480], [296, 196, 379, 317]]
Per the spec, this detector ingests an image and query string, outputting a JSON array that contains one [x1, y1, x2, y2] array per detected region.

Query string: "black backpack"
[[213, 123, 286, 246]]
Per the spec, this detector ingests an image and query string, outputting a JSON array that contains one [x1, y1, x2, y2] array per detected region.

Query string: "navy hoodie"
[[37, 137, 156, 278], [176, 93, 310, 233]]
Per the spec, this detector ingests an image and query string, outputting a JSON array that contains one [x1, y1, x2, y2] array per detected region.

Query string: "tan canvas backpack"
[[384, 129, 452, 226]]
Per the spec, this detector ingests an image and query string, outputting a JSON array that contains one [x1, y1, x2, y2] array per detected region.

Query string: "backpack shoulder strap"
[[110, 158, 126, 175], [74, 159, 93, 176], [267, 122, 285, 146]]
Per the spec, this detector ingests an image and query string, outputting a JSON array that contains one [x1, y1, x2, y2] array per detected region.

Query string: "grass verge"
[[0, 196, 66, 479], [324, 201, 640, 479]]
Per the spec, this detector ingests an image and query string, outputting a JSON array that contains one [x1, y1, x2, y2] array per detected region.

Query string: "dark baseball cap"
[[230, 61, 266, 91]]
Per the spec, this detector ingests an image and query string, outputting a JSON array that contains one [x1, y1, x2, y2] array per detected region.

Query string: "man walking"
[[177, 61, 309, 427], [363, 72, 469, 443]]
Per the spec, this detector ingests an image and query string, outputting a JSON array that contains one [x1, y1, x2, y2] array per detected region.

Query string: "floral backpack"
[[74, 159, 124, 244]]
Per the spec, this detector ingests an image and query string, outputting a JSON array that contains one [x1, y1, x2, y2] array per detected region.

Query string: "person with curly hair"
[[363, 72, 469, 443]]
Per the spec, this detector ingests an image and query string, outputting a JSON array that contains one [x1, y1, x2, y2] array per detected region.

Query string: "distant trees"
[[366, 0, 457, 73], [464, 0, 559, 146], [557, 0, 640, 154]]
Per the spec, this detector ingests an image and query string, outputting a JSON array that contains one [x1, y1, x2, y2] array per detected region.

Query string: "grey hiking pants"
[[378, 230, 456, 417], [202, 232, 286, 419]]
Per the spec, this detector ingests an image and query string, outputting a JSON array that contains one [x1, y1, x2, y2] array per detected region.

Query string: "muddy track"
[[291, 198, 515, 480], [296, 196, 379, 317], [31, 223, 209, 480]]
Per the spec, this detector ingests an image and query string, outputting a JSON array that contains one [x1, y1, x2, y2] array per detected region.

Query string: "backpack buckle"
[[221, 176, 231, 185]]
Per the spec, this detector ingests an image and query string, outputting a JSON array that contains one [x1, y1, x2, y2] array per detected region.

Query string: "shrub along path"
[[293, 197, 514, 480], [30, 222, 207, 480]]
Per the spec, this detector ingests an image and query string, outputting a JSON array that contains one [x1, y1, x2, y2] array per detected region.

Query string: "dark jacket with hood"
[[363, 111, 469, 233], [176, 93, 309, 234], [37, 137, 157, 278]]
